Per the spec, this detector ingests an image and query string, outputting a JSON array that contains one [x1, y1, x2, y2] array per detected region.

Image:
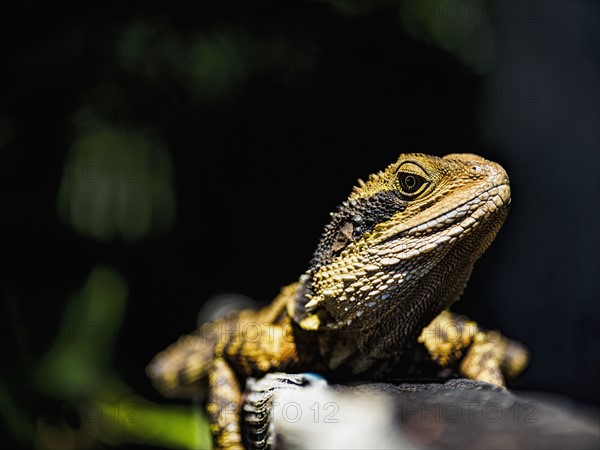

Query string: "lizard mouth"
[[358, 182, 510, 264], [379, 183, 511, 245], [394, 183, 511, 242]]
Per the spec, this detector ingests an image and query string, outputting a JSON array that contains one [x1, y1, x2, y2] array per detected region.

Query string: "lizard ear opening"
[[332, 222, 354, 255]]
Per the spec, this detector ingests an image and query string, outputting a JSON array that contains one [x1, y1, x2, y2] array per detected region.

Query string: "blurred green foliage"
[[57, 114, 176, 242], [20, 265, 211, 450], [35, 265, 128, 399]]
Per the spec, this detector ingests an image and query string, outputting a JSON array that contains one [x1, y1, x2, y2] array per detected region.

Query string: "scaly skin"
[[147, 153, 529, 449]]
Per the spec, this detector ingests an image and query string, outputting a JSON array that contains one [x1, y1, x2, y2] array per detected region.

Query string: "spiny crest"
[[349, 153, 441, 201], [349, 168, 394, 200]]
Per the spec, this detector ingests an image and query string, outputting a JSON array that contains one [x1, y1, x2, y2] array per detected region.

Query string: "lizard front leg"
[[209, 318, 305, 449], [418, 310, 529, 387], [208, 357, 244, 450]]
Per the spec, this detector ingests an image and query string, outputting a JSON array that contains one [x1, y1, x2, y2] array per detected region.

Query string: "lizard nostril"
[[470, 165, 483, 175]]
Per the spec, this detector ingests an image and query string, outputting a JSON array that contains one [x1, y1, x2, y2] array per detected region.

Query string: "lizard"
[[146, 153, 529, 449]]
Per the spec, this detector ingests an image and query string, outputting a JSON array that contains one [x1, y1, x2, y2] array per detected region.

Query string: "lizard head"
[[294, 153, 510, 334]]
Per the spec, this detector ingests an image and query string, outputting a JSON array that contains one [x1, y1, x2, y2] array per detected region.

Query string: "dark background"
[[1, 1, 598, 449]]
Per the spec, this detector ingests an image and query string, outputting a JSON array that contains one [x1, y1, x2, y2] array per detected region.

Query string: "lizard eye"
[[398, 172, 427, 195]]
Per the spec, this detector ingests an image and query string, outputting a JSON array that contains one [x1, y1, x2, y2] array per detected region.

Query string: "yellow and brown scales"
[[147, 153, 529, 450]]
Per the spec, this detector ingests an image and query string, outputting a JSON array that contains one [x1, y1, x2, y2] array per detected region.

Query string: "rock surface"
[[243, 374, 600, 449]]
